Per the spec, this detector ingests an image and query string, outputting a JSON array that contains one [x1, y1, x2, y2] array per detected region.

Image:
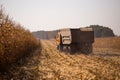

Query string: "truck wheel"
[[57, 46, 59, 50], [81, 43, 92, 54], [88, 43, 92, 53], [70, 44, 76, 53], [58, 44, 63, 52]]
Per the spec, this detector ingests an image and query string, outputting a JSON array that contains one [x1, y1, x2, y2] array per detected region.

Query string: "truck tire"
[[57, 46, 59, 50], [70, 44, 76, 53], [88, 43, 92, 53], [58, 44, 63, 52], [80, 43, 92, 54]]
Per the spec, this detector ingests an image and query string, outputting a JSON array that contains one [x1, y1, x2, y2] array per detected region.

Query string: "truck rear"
[[56, 27, 94, 54]]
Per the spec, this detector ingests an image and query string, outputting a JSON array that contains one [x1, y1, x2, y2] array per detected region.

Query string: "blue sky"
[[0, 0, 120, 35]]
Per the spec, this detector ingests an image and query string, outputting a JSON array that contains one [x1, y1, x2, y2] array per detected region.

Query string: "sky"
[[0, 0, 120, 35]]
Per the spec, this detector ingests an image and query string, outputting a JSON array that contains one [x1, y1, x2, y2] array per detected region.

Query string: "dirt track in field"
[[38, 40, 120, 80], [0, 39, 120, 80]]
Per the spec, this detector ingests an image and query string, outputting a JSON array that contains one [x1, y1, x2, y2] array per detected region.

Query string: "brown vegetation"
[[94, 37, 120, 53], [37, 39, 120, 80], [0, 8, 39, 71], [0, 37, 119, 80]]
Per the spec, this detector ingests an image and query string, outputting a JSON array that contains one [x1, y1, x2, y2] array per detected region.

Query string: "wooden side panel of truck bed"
[[71, 28, 94, 43]]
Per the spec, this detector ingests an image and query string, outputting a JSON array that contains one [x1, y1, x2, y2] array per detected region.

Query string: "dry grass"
[[94, 37, 120, 49], [0, 8, 39, 71], [93, 37, 120, 55], [37, 40, 120, 80], [0, 38, 120, 80]]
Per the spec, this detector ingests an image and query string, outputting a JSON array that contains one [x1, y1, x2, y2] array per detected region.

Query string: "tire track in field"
[[39, 40, 96, 80], [39, 40, 120, 80], [1, 40, 119, 80]]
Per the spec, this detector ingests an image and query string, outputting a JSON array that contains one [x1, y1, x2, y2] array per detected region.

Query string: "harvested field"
[[0, 37, 120, 80], [93, 37, 120, 55]]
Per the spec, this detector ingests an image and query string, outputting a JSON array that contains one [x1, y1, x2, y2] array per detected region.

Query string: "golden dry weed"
[[93, 37, 120, 54], [0, 38, 119, 80], [0, 8, 39, 71], [37, 40, 120, 80]]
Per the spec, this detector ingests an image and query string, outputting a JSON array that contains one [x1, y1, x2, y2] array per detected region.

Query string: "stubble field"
[[0, 37, 120, 80]]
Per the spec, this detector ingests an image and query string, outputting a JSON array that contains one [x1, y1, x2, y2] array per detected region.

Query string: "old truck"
[[56, 27, 94, 54]]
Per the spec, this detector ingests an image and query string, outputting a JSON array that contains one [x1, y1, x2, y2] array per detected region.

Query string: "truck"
[[56, 27, 94, 54]]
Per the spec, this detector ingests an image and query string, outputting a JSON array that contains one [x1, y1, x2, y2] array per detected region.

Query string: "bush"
[[0, 7, 39, 71]]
